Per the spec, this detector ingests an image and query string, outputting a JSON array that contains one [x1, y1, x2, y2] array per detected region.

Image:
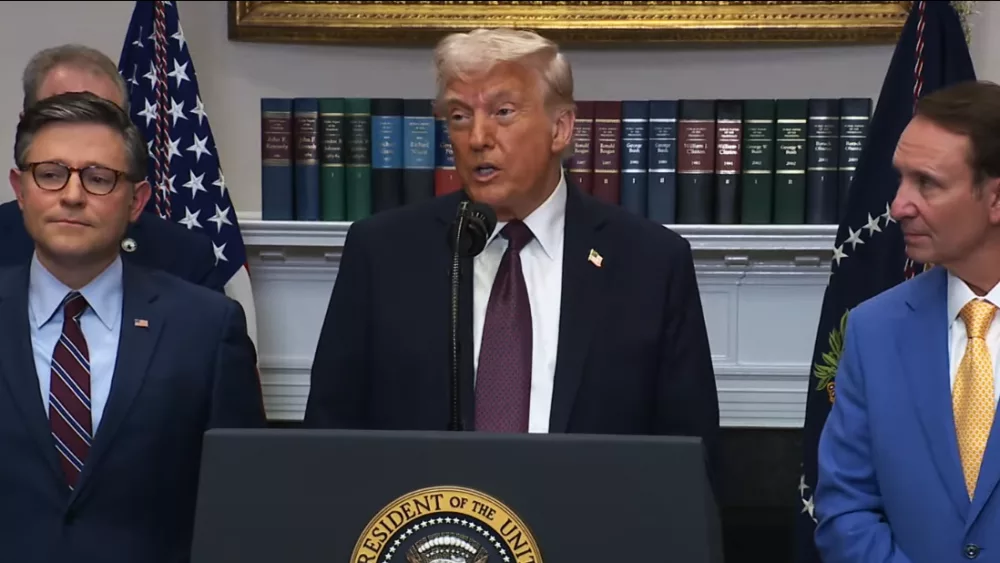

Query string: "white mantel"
[[240, 219, 838, 429]]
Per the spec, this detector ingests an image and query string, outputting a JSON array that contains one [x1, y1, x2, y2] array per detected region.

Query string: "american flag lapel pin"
[[134, 319, 149, 328], [588, 248, 603, 268]]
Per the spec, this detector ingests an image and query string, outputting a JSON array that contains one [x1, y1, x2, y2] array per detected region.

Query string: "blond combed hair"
[[433, 27, 575, 115]]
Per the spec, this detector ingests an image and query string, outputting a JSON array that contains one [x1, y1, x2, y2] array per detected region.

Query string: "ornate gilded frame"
[[227, 1, 912, 46]]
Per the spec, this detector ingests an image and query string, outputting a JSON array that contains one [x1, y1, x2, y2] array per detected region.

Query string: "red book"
[[592, 101, 622, 205]]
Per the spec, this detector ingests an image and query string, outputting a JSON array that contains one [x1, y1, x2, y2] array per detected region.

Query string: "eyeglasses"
[[24, 161, 127, 196]]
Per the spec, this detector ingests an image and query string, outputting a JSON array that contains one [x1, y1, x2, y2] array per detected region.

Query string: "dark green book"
[[774, 99, 808, 224], [740, 99, 776, 224]]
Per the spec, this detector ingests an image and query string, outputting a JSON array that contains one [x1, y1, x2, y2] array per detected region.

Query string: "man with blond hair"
[[0, 44, 223, 293], [305, 28, 719, 477]]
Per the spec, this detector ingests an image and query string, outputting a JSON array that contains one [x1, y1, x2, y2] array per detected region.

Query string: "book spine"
[[318, 98, 346, 221], [592, 101, 622, 205], [292, 98, 320, 221], [345, 98, 372, 221], [774, 99, 808, 224], [371, 98, 404, 214], [260, 97, 294, 221], [647, 100, 678, 224], [740, 99, 776, 224], [434, 112, 461, 195], [620, 100, 649, 218], [838, 97, 872, 217], [714, 100, 742, 224], [568, 100, 595, 195], [677, 99, 716, 224], [403, 98, 436, 205], [806, 98, 840, 224]]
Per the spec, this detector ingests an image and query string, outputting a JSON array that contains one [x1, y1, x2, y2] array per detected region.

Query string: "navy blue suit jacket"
[[304, 184, 721, 475], [0, 200, 225, 292], [0, 259, 266, 563], [815, 266, 1000, 563]]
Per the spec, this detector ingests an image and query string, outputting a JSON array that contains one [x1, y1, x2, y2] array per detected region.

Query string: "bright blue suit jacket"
[[815, 265, 1000, 563], [0, 259, 266, 563]]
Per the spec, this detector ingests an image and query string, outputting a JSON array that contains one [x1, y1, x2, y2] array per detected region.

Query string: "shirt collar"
[[29, 252, 124, 331], [485, 168, 568, 261], [947, 270, 1000, 323]]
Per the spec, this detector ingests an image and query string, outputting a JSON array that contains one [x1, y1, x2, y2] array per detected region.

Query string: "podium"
[[190, 429, 723, 562]]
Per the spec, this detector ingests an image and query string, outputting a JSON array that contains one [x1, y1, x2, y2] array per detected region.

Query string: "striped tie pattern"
[[49, 291, 92, 489]]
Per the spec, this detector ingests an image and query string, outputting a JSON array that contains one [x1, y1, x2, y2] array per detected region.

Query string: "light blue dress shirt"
[[28, 253, 123, 434]]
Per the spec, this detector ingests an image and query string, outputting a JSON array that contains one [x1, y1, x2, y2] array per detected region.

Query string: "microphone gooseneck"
[[448, 200, 497, 431]]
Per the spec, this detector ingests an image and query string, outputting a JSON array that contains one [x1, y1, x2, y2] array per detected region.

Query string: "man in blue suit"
[[815, 81, 1000, 562], [0, 43, 223, 292], [0, 92, 265, 562]]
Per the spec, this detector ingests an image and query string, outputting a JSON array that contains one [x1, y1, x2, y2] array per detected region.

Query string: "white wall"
[[0, 1, 997, 217]]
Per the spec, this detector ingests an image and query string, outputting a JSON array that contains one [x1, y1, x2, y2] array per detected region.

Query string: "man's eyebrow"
[[442, 90, 520, 109], [442, 96, 471, 110]]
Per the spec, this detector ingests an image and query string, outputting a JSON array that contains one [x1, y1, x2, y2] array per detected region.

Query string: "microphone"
[[447, 201, 497, 431]]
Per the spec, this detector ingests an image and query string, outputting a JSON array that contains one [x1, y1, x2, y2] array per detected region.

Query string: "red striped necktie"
[[49, 291, 92, 489]]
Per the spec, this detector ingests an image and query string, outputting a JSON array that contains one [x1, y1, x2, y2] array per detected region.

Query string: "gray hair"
[[15, 91, 147, 184], [433, 28, 575, 115], [22, 44, 128, 112]]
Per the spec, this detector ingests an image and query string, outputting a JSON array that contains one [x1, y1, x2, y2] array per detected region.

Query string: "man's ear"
[[986, 176, 1000, 225], [9, 167, 25, 210], [129, 180, 151, 222], [550, 108, 575, 157]]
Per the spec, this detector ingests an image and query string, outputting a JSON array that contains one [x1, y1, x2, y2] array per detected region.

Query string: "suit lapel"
[[71, 261, 164, 506], [0, 265, 65, 484], [548, 187, 610, 433], [900, 267, 969, 515], [967, 409, 1000, 528]]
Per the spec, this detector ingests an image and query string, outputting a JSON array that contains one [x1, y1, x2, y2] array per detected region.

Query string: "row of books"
[[260, 96, 871, 225]]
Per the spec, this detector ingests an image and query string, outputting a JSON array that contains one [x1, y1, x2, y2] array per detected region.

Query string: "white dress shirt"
[[472, 171, 567, 434], [947, 271, 1000, 403]]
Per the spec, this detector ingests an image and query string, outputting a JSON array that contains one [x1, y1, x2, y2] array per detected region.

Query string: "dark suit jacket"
[[0, 259, 266, 563], [304, 184, 720, 468], [0, 200, 225, 292]]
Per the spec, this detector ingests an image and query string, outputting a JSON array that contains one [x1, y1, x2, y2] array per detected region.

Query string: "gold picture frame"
[[228, 1, 912, 46]]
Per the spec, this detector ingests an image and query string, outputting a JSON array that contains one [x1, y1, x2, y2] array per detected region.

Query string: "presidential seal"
[[351, 486, 542, 563]]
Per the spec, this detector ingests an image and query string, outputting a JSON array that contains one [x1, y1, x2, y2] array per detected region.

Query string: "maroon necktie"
[[49, 291, 92, 489], [475, 220, 534, 433]]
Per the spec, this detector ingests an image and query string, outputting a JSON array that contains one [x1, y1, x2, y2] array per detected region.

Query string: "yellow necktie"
[[954, 298, 998, 498]]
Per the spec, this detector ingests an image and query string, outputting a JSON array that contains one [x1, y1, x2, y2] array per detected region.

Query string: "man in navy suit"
[[0, 44, 222, 292], [815, 82, 1000, 562], [0, 92, 265, 562], [304, 29, 720, 478]]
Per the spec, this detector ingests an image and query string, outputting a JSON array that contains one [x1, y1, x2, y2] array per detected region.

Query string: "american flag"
[[116, 0, 258, 348]]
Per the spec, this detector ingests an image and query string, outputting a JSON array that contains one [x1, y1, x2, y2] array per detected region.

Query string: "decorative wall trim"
[[241, 219, 838, 429], [240, 217, 837, 251]]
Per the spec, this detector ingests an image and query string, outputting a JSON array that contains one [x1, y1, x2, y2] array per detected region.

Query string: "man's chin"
[[37, 240, 101, 263], [903, 245, 935, 265], [461, 186, 493, 204]]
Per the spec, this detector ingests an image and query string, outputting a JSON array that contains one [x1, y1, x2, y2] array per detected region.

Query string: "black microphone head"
[[449, 200, 497, 258]]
